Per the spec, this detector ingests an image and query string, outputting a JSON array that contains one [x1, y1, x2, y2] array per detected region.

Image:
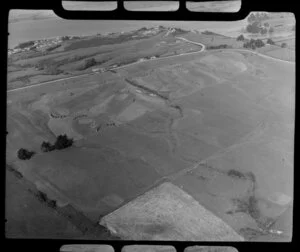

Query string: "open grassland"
[[261, 47, 295, 62], [5, 166, 82, 238], [7, 18, 294, 240], [7, 27, 201, 90]]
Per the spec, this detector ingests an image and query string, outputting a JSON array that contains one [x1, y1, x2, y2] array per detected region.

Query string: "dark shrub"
[[41, 141, 55, 152], [236, 34, 245, 41], [254, 39, 265, 48], [54, 134, 73, 150], [266, 38, 275, 45], [78, 57, 97, 70], [260, 28, 268, 35], [243, 38, 265, 49], [61, 36, 70, 41], [246, 22, 261, 34], [207, 44, 229, 50], [17, 148, 35, 160], [15, 41, 35, 49], [281, 42, 288, 48]]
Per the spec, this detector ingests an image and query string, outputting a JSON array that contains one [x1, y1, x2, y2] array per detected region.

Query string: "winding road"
[[7, 36, 294, 93]]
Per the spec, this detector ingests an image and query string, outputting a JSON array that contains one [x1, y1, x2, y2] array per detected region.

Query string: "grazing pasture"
[[7, 20, 294, 240]]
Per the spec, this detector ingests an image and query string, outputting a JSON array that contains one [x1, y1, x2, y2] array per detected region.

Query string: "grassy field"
[[5, 166, 83, 238], [7, 28, 201, 90], [7, 13, 294, 240], [100, 182, 244, 241], [7, 46, 294, 240]]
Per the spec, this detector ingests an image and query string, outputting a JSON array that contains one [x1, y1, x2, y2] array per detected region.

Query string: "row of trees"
[[237, 35, 275, 45], [237, 35, 288, 49], [207, 44, 231, 50], [17, 134, 74, 160]]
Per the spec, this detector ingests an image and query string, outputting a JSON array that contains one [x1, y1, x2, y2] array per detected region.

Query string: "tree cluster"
[[15, 41, 35, 49], [61, 36, 71, 41], [77, 57, 97, 70], [41, 134, 74, 152], [207, 44, 230, 50], [243, 39, 265, 49], [266, 38, 275, 45], [236, 34, 245, 41], [246, 22, 269, 34], [17, 148, 35, 160], [247, 12, 269, 24], [246, 13, 274, 35]]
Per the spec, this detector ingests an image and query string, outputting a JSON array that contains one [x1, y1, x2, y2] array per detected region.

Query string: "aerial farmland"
[[6, 10, 294, 242]]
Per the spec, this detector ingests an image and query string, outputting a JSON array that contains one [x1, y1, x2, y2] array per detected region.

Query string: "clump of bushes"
[[77, 57, 97, 70], [246, 22, 272, 35], [281, 42, 287, 48], [41, 141, 56, 152], [37, 191, 57, 208], [17, 148, 35, 160], [41, 134, 73, 152], [246, 13, 274, 35], [243, 38, 265, 49], [61, 36, 71, 41], [15, 40, 35, 49], [207, 44, 230, 49], [266, 38, 275, 45], [236, 34, 245, 41]]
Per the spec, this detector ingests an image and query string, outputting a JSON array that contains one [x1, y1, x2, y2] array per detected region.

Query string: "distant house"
[[150, 56, 156, 60]]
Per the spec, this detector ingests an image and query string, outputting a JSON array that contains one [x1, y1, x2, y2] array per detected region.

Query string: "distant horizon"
[[8, 10, 294, 49], [8, 9, 248, 49]]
